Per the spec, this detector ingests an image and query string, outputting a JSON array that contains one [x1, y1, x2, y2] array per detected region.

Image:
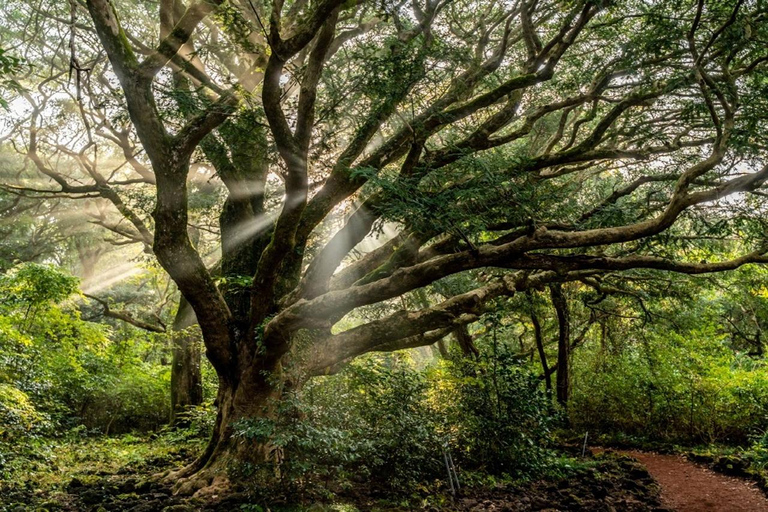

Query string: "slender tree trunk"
[[170, 297, 203, 424], [531, 307, 552, 393], [74, 240, 104, 287], [436, 338, 449, 358], [454, 325, 479, 358], [549, 283, 570, 407]]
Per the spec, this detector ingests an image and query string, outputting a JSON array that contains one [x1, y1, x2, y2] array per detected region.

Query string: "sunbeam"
[[224, 211, 278, 250], [81, 261, 143, 295]]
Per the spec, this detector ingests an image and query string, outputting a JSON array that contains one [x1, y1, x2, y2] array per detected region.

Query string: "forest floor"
[[0, 439, 663, 512], [1, 437, 765, 511], [0, 455, 666, 512]]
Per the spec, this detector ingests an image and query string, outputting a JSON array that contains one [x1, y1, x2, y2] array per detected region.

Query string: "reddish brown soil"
[[624, 450, 768, 512]]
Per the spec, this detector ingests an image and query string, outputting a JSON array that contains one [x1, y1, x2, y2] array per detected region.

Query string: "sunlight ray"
[[81, 261, 144, 295]]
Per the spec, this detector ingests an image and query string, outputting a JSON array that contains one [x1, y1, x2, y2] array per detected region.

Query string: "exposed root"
[[172, 469, 232, 497], [158, 430, 219, 486], [157, 455, 206, 484]]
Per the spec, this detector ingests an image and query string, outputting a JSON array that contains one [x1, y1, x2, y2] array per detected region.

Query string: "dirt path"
[[621, 450, 768, 511]]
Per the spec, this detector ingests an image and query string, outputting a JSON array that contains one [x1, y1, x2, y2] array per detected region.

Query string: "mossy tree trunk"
[[170, 297, 203, 425], [550, 283, 571, 407], [170, 354, 286, 495]]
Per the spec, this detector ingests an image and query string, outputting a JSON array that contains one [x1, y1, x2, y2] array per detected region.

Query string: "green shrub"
[[431, 354, 557, 477], [233, 356, 443, 493], [233, 352, 556, 494], [0, 263, 171, 435], [570, 327, 768, 444], [161, 402, 216, 443], [0, 383, 49, 441]]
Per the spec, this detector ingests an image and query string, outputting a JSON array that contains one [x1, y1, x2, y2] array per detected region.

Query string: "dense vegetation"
[[1, 0, 768, 509], [3, 261, 768, 508]]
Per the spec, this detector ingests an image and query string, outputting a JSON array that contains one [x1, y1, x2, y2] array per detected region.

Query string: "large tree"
[[5, 0, 768, 494]]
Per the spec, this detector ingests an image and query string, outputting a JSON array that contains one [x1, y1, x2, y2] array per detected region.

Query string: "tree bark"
[[454, 325, 479, 358], [530, 305, 552, 393], [170, 296, 203, 425], [436, 338, 449, 358], [549, 283, 570, 407], [168, 352, 287, 496]]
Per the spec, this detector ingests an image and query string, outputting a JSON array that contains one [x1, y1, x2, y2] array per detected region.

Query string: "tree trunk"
[[167, 352, 287, 496], [454, 325, 480, 358], [549, 283, 571, 407], [531, 307, 552, 393], [170, 297, 203, 424], [436, 338, 449, 358]]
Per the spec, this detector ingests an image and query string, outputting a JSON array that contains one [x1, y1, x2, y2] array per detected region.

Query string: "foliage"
[[570, 302, 768, 444], [432, 353, 557, 477], [1, 262, 78, 304], [161, 402, 216, 443], [0, 383, 48, 442], [233, 355, 442, 494], [232, 351, 557, 495], [0, 263, 174, 482], [0, 46, 23, 109], [0, 430, 202, 493]]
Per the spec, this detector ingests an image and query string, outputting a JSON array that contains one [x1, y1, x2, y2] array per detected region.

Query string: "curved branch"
[[85, 294, 167, 333]]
